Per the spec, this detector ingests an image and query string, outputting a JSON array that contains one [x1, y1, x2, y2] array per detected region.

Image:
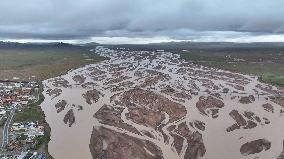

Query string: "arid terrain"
[[41, 46, 284, 159]]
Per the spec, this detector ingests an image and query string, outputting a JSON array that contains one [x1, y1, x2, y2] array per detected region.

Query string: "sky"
[[1, 0, 284, 44]]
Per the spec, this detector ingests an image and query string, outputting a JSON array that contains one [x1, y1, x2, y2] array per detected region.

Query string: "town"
[[0, 81, 47, 159]]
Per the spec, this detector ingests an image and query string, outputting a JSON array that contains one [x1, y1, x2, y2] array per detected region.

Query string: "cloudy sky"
[[1, 0, 284, 44]]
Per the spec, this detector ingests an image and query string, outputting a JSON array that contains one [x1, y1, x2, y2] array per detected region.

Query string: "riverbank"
[[35, 88, 54, 159], [14, 85, 53, 158], [179, 50, 284, 89]]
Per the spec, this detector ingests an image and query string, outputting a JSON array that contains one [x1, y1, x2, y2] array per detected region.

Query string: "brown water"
[[41, 46, 284, 159]]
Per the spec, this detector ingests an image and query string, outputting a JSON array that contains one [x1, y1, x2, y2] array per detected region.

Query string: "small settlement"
[[0, 81, 46, 159]]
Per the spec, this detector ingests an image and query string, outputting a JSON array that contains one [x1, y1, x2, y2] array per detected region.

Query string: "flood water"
[[41, 47, 284, 159]]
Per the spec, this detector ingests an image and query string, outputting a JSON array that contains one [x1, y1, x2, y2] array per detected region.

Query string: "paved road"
[[1, 105, 16, 150]]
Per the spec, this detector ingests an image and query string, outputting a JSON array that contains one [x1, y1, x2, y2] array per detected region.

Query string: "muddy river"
[[41, 46, 284, 159]]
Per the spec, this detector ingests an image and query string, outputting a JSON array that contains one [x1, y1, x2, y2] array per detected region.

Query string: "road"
[[1, 105, 16, 150], [1, 88, 40, 151]]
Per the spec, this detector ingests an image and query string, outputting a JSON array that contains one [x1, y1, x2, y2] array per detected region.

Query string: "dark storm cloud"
[[1, 0, 284, 40]]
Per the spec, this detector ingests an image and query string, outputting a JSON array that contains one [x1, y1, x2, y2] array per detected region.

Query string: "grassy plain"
[[0, 46, 104, 81], [179, 50, 284, 88]]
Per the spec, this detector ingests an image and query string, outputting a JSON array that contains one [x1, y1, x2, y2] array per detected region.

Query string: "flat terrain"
[[179, 49, 284, 88], [107, 42, 284, 88], [41, 47, 284, 159], [0, 46, 104, 81]]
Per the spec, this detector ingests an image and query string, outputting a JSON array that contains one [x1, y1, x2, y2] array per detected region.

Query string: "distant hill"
[[0, 41, 75, 48], [104, 42, 284, 52], [149, 41, 284, 49], [2, 41, 284, 51], [79, 42, 100, 47]]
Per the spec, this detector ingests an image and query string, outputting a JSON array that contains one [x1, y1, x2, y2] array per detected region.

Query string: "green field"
[[179, 50, 284, 88], [13, 86, 53, 158], [0, 46, 104, 81], [14, 87, 45, 123]]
